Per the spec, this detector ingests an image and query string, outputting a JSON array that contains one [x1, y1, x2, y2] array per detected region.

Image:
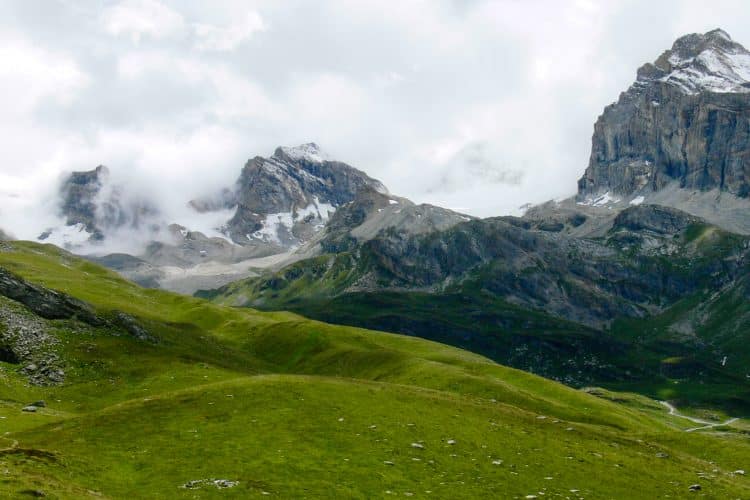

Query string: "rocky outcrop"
[[0, 268, 102, 325], [578, 29, 750, 200], [612, 205, 702, 234], [0, 296, 65, 386]]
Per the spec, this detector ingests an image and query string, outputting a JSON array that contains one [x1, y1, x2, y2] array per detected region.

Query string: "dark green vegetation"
[[0, 241, 748, 497], [205, 206, 750, 413]]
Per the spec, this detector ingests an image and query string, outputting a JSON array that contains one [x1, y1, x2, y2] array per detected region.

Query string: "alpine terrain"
[[0, 27, 749, 499], [204, 30, 750, 414]]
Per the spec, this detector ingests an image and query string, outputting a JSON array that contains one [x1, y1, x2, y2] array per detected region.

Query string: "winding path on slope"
[[659, 401, 739, 432]]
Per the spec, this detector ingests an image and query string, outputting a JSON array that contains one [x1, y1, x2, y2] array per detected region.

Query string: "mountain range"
[[3, 30, 749, 411], [1, 29, 749, 497]]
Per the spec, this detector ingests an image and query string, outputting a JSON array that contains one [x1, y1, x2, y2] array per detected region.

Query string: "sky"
[[2, 0, 750, 242]]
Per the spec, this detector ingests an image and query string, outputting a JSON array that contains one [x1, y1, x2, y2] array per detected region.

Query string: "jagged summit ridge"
[[275, 142, 330, 164], [636, 29, 750, 95]]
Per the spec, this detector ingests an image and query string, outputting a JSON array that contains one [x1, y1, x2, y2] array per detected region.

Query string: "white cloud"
[[0, 38, 88, 111], [2, 0, 750, 237], [102, 0, 186, 43], [193, 11, 265, 52]]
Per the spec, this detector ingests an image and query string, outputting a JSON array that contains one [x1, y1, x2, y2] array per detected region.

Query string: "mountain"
[[0, 241, 748, 497], [203, 204, 750, 408], [578, 29, 750, 201], [39, 144, 403, 292], [201, 31, 750, 412], [196, 143, 388, 248]]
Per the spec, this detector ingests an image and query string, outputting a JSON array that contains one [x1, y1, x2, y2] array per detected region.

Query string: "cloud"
[[101, 0, 186, 43], [193, 11, 265, 52], [2, 0, 750, 236]]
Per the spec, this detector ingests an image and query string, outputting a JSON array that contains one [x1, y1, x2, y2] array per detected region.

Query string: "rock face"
[[59, 165, 110, 239], [578, 29, 750, 200], [222, 143, 388, 247]]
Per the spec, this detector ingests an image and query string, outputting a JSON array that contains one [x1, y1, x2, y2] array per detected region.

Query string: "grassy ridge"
[[0, 242, 748, 498]]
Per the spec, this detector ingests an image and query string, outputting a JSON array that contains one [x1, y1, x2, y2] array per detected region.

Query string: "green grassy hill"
[[0, 242, 748, 498], [202, 213, 750, 413]]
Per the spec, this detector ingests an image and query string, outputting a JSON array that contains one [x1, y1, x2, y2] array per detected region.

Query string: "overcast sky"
[[2, 0, 750, 240]]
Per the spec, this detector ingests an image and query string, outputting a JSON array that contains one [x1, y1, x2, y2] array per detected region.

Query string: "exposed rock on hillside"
[[0, 268, 101, 325], [321, 187, 473, 253], [0, 296, 64, 386], [612, 205, 702, 234]]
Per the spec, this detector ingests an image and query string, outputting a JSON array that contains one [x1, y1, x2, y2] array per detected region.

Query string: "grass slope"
[[202, 222, 750, 413], [0, 242, 748, 498]]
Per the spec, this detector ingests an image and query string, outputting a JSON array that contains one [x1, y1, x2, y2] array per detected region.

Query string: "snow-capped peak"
[[638, 29, 750, 95], [277, 143, 331, 164]]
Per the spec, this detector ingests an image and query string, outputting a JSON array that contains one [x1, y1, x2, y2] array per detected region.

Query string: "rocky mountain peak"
[[578, 29, 750, 202], [636, 29, 750, 95], [215, 144, 388, 247]]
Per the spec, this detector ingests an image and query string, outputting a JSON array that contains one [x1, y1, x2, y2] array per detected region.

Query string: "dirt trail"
[[660, 401, 739, 432]]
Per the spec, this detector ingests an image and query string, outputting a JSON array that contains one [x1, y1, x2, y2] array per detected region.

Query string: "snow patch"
[[577, 191, 622, 207], [278, 143, 331, 164], [660, 46, 750, 94], [388, 199, 399, 205], [630, 195, 645, 206], [251, 197, 335, 245]]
